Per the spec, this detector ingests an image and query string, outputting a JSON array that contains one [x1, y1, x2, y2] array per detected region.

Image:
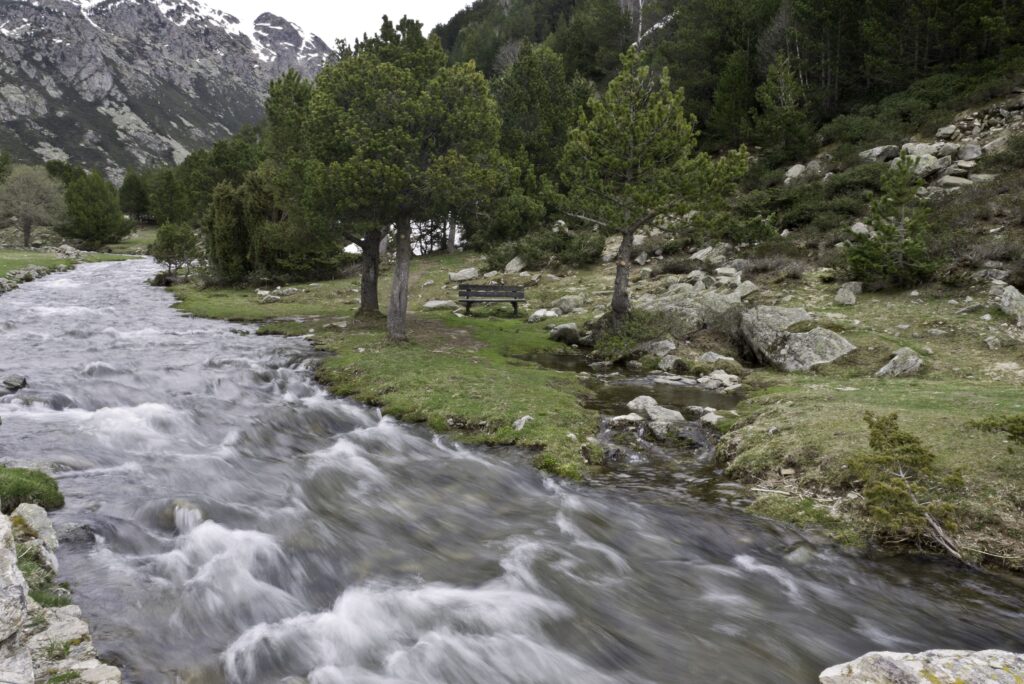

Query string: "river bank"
[[0, 248, 131, 298], [172, 247, 1024, 570]]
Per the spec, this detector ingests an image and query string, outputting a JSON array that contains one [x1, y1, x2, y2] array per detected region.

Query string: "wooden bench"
[[458, 284, 527, 315]]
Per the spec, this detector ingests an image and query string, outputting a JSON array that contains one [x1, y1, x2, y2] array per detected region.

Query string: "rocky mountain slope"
[[0, 0, 332, 180]]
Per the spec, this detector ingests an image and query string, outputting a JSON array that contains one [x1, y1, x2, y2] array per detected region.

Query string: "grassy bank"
[[0, 249, 133, 279], [174, 253, 605, 478], [719, 274, 1024, 567]]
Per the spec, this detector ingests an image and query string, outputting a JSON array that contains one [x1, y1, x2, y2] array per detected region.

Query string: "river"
[[0, 259, 1021, 683]]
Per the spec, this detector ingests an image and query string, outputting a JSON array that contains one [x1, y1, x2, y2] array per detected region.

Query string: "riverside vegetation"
[[6, 3, 1024, 574]]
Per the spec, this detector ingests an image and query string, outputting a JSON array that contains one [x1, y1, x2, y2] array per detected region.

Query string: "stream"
[[0, 259, 1021, 683]]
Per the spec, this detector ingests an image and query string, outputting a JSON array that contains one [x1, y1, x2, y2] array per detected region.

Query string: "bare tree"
[[0, 165, 66, 247]]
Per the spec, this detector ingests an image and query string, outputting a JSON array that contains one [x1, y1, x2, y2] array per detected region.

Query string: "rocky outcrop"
[[0, 0, 331, 177], [0, 504, 121, 683], [740, 306, 856, 372], [820, 650, 1024, 683]]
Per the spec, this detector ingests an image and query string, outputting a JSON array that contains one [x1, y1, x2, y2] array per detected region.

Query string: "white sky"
[[207, 0, 473, 46]]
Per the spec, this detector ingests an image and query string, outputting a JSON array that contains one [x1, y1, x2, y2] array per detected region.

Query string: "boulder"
[[876, 347, 924, 377], [783, 164, 806, 185], [698, 352, 735, 365], [958, 143, 983, 161], [257, 295, 281, 304], [658, 355, 683, 373], [641, 339, 677, 358], [937, 175, 973, 188], [0, 517, 28, 643], [900, 153, 950, 178], [859, 145, 899, 163], [902, 142, 939, 157], [11, 504, 58, 555], [734, 280, 760, 299], [504, 256, 526, 274], [984, 135, 1009, 155], [999, 285, 1024, 325], [835, 285, 857, 306], [850, 221, 873, 237], [551, 296, 583, 315], [935, 124, 958, 139], [448, 267, 480, 283], [740, 306, 856, 372], [626, 395, 685, 424], [2, 376, 27, 392], [422, 300, 458, 311], [820, 650, 1024, 684], [549, 323, 580, 345], [527, 309, 559, 323]]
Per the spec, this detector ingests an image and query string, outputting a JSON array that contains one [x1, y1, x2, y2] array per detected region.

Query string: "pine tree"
[[708, 49, 755, 149], [751, 54, 815, 166], [119, 170, 150, 222], [845, 152, 935, 289], [560, 48, 746, 323], [61, 171, 129, 248]]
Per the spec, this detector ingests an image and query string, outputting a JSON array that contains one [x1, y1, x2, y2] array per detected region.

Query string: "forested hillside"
[[437, 0, 1024, 152]]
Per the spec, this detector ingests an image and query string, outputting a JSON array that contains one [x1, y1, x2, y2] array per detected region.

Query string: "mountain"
[[0, 0, 333, 180]]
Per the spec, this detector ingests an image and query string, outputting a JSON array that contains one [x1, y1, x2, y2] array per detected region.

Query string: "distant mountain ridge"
[[0, 0, 333, 179]]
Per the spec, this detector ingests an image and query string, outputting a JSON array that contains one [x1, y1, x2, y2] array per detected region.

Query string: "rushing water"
[[0, 259, 1022, 684]]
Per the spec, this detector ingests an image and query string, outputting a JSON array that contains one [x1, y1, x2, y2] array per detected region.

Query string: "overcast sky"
[[207, 0, 472, 46]]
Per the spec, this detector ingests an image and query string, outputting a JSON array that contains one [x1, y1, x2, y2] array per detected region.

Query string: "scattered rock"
[[448, 267, 480, 283], [876, 347, 924, 378], [626, 396, 685, 424], [422, 300, 458, 311], [835, 283, 859, 306], [610, 413, 644, 427], [551, 296, 583, 315], [257, 295, 281, 304], [513, 416, 533, 431], [999, 285, 1024, 325], [820, 650, 1024, 684], [549, 323, 580, 346], [527, 309, 559, 323], [859, 145, 899, 163], [658, 355, 683, 373], [784, 163, 807, 184], [504, 256, 526, 274], [641, 339, 677, 358]]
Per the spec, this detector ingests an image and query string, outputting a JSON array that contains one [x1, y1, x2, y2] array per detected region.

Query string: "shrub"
[[151, 222, 198, 274], [60, 171, 131, 248], [970, 414, 1024, 445], [847, 413, 963, 555], [592, 309, 674, 361], [486, 228, 604, 271], [0, 467, 64, 513]]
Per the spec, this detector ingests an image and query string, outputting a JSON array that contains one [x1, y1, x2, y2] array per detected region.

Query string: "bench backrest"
[[458, 284, 526, 300]]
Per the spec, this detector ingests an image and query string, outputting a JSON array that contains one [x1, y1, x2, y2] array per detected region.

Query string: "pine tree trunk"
[[22, 220, 31, 248], [611, 230, 634, 325], [387, 219, 413, 342], [357, 228, 382, 317]]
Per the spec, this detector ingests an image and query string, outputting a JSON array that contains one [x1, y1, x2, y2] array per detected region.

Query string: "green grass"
[[0, 467, 64, 514], [0, 249, 133, 279], [107, 227, 158, 255], [173, 253, 604, 478]]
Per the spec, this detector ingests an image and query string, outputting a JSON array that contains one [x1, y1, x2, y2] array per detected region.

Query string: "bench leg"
[[512, 301, 519, 317], [465, 302, 472, 315]]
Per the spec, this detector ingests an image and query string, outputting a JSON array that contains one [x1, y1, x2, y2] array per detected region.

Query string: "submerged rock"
[[820, 649, 1024, 684]]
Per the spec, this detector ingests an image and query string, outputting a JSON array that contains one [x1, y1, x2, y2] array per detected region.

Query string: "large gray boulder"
[[741, 306, 856, 372], [876, 347, 924, 378], [820, 650, 1024, 684], [999, 285, 1024, 326], [504, 256, 526, 274], [0, 516, 28, 644]]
